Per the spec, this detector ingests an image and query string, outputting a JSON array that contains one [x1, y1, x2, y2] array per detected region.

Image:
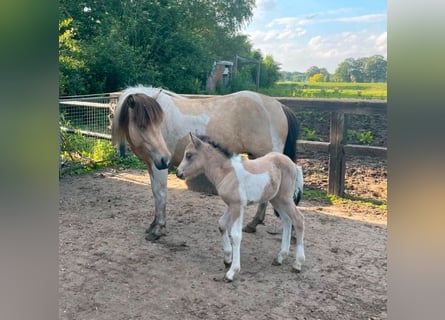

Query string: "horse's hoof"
[[145, 224, 156, 234], [145, 232, 161, 241], [272, 258, 282, 266], [224, 261, 232, 269], [223, 275, 233, 283], [243, 224, 257, 233]]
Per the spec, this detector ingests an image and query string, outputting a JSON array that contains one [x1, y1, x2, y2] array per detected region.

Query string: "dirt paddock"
[[59, 159, 387, 320]]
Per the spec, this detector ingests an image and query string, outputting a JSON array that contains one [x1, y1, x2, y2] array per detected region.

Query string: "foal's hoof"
[[242, 224, 257, 233], [292, 264, 302, 273], [272, 258, 282, 266], [223, 274, 233, 283]]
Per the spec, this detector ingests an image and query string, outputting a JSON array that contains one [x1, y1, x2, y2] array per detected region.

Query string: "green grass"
[[260, 81, 387, 100], [303, 186, 387, 210]]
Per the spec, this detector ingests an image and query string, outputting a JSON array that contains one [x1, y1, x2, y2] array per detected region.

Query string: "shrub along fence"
[[59, 93, 387, 197]]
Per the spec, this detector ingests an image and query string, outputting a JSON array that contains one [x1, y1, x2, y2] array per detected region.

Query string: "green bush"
[[347, 129, 374, 145]]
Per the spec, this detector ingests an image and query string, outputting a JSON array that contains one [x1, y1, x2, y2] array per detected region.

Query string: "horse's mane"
[[112, 88, 164, 145], [197, 135, 233, 159]]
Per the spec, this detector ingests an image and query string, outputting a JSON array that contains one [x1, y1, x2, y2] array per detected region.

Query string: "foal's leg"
[[270, 203, 292, 266], [145, 165, 168, 241], [218, 208, 233, 267], [289, 205, 305, 272], [225, 204, 244, 282], [243, 202, 268, 233]]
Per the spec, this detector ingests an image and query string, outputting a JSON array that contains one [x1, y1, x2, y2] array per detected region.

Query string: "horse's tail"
[[282, 104, 304, 206], [281, 104, 299, 162]]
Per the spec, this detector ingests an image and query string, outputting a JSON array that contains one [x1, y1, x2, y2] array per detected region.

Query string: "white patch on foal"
[[230, 155, 270, 205]]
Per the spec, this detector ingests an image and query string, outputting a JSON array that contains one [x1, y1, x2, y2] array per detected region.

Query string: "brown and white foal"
[[176, 133, 305, 281]]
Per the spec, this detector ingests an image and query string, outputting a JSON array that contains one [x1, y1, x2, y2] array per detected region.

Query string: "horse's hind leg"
[[145, 166, 168, 241], [243, 202, 268, 233]]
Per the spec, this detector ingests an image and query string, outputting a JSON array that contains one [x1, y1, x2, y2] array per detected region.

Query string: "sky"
[[243, 0, 387, 73]]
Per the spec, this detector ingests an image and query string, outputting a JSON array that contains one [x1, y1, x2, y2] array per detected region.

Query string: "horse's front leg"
[[243, 202, 268, 233], [145, 165, 168, 241]]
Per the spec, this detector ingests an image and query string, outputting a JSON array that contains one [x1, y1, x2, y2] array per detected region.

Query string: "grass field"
[[260, 81, 387, 100]]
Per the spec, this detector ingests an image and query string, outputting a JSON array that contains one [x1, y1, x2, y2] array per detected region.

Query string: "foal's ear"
[[189, 132, 202, 148]]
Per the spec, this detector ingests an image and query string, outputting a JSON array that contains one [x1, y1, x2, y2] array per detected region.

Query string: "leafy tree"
[[309, 73, 325, 82], [318, 68, 330, 81], [59, 18, 89, 95], [361, 55, 387, 82], [279, 71, 306, 81], [333, 56, 387, 83], [260, 55, 281, 88], [59, 0, 256, 94], [332, 60, 350, 82], [305, 66, 321, 80]]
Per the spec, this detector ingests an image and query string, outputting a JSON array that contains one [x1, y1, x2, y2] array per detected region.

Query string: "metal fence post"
[[118, 144, 126, 158]]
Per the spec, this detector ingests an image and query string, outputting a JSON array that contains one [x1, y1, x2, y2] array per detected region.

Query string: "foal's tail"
[[282, 104, 299, 162], [293, 165, 304, 205]]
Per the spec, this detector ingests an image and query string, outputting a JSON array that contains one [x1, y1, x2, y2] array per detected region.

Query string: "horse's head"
[[112, 93, 171, 170]]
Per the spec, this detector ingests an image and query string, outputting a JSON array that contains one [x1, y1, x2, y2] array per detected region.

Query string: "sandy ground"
[[59, 157, 387, 320]]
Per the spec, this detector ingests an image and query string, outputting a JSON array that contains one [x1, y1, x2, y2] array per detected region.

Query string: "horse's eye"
[[185, 152, 192, 160]]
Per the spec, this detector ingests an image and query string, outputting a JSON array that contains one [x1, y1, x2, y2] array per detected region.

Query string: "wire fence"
[[59, 93, 123, 174]]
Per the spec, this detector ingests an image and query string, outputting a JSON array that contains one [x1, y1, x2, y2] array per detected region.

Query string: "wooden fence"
[[60, 94, 387, 197], [278, 97, 387, 196], [184, 95, 387, 197]]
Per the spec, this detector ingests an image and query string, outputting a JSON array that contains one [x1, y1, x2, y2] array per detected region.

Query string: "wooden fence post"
[[328, 111, 346, 196]]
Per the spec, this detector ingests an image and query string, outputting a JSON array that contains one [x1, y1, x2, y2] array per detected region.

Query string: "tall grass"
[[261, 81, 387, 100]]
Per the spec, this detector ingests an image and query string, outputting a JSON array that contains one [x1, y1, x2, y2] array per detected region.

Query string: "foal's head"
[[176, 133, 232, 180]]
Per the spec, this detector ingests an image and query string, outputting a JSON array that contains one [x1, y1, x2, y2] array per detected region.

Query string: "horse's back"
[[204, 92, 288, 156]]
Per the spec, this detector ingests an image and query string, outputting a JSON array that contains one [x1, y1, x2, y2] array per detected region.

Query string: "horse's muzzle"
[[154, 156, 171, 170]]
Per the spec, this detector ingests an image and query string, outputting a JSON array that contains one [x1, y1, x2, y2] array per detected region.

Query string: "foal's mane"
[[197, 135, 233, 159]]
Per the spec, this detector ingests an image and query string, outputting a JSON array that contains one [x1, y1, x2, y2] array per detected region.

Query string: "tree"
[[309, 73, 325, 82], [59, 0, 256, 94], [333, 56, 387, 83], [260, 55, 281, 88], [305, 66, 321, 80], [361, 55, 387, 82], [59, 18, 89, 95]]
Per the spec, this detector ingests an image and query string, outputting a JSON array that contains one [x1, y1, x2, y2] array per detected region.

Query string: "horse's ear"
[[189, 133, 202, 148], [127, 94, 135, 108], [152, 89, 162, 100]]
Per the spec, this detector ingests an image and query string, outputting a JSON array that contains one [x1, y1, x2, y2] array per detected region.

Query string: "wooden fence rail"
[[60, 95, 387, 197], [278, 97, 387, 196]]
